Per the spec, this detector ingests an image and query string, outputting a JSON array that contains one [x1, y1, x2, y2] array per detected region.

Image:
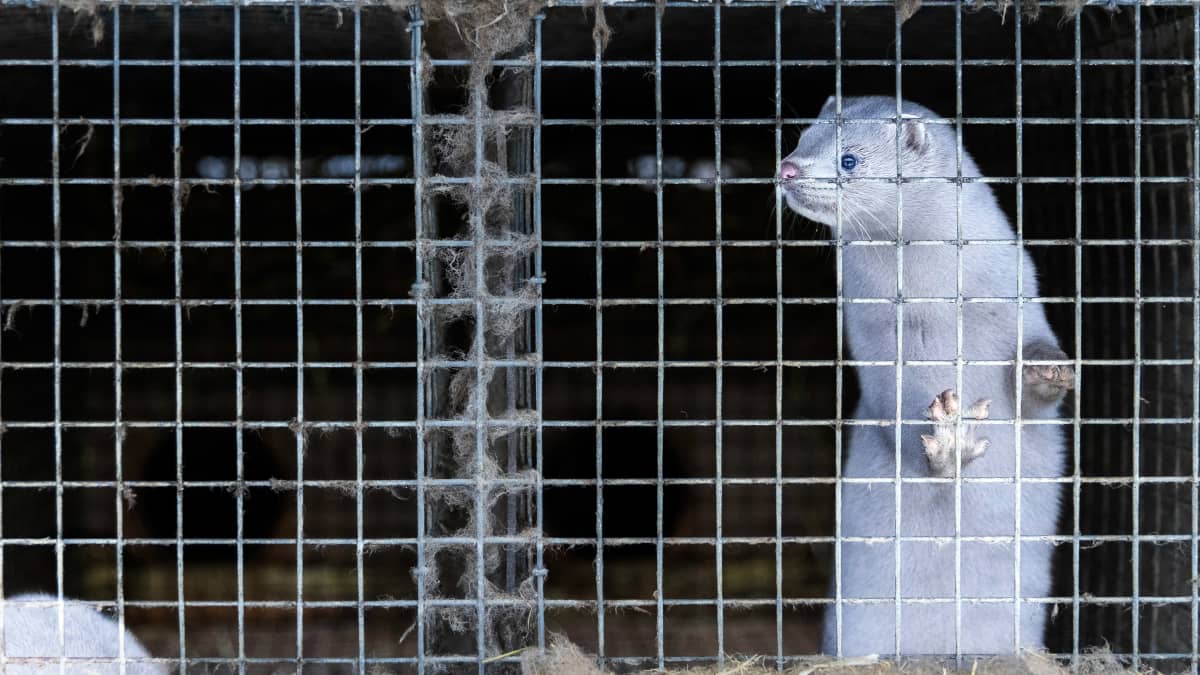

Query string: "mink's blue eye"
[[840, 153, 859, 172]]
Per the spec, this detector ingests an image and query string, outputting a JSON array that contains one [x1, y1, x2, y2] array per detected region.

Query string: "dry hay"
[[522, 634, 1157, 675]]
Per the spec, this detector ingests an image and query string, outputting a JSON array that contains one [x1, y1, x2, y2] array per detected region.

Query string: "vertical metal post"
[[352, 4, 367, 673], [1132, 5, 1145, 667], [291, 2, 307, 670], [772, 1, 785, 669], [1191, 3, 1200, 669], [953, 0, 966, 659], [1192, 5, 1200, 671], [592, 8, 606, 664], [533, 9, 548, 659], [1072, 8, 1085, 668], [1013, 3, 1026, 655], [169, 0, 187, 668], [891, 3, 906, 656], [653, 3, 667, 670], [407, 7, 429, 672], [114, 3, 130, 673], [232, 2, 247, 672], [712, 2, 726, 664], [51, 1, 66, 671], [833, 0, 846, 658]]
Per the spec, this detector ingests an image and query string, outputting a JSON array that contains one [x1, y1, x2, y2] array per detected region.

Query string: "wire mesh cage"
[[0, 0, 1197, 673]]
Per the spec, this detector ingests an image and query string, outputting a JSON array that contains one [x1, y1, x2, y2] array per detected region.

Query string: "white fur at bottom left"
[[2, 593, 165, 674]]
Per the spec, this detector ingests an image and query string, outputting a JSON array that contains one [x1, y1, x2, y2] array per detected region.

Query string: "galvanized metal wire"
[[0, 0, 1196, 672]]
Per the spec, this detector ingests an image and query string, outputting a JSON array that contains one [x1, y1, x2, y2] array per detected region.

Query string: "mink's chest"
[[844, 302, 1019, 362]]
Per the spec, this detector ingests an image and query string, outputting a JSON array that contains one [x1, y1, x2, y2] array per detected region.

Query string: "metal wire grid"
[[1065, 13, 1200, 658], [0, 0, 1195, 672], [0, 2, 424, 671], [532, 1, 1198, 671]]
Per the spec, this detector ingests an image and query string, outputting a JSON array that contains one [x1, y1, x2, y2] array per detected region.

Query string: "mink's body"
[[779, 96, 1073, 656], [2, 593, 164, 674]]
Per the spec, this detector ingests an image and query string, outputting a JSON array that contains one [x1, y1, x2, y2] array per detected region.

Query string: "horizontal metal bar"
[[0, 0, 1187, 8], [1, 177, 1193, 189], [544, 239, 1198, 248], [0, 596, 1191, 610], [609, 653, 1200, 664], [0, 358, 1192, 370], [0, 117, 419, 126], [0, 298, 1194, 315], [5, 534, 1195, 546], [0, 418, 1192, 430], [2, 57, 1197, 68], [0, 653, 1188, 669], [4, 238, 1199, 250], [3, 475, 1197, 489], [530, 418, 1194, 427], [2, 534, 1196, 547], [5, 479, 521, 489], [559, 176, 1197, 185], [541, 476, 1200, 486], [542, 596, 1200, 607], [3, 113, 1199, 127], [2, 297, 1194, 311], [8, 114, 1200, 129], [542, 296, 1195, 305]]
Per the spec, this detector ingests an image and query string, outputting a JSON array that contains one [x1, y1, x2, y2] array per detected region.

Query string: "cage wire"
[[405, 0, 542, 664], [0, 0, 1197, 673]]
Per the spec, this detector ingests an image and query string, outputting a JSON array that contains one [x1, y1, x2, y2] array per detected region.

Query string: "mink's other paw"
[[1022, 342, 1075, 404], [922, 389, 990, 478]]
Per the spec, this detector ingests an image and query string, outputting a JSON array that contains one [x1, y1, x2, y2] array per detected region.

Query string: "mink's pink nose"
[[779, 160, 801, 180]]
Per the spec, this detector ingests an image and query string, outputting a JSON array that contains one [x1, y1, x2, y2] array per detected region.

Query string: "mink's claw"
[[923, 389, 990, 478]]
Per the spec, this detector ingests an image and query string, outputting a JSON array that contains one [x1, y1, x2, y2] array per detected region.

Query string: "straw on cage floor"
[[519, 635, 1152, 674]]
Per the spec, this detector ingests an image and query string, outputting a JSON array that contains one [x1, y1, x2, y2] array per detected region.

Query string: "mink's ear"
[[900, 112, 930, 154], [820, 95, 837, 117]]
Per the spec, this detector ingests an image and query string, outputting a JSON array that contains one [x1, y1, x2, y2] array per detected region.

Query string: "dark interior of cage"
[[0, 3, 1195, 670]]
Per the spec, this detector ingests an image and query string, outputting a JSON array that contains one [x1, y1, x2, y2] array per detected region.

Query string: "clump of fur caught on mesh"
[[401, 0, 550, 661], [520, 634, 1154, 675], [909, 0, 1090, 23]]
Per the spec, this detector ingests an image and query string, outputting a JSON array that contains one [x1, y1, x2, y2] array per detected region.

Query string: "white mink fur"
[[781, 96, 1070, 656], [1, 593, 165, 674]]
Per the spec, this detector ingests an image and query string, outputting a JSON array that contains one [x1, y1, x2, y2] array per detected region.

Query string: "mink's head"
[[779, 96, 954, 235]]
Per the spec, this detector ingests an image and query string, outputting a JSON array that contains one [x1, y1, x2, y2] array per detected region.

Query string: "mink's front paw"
[[922, 389, 990, 478], [1022, 342, 1075, 404]]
